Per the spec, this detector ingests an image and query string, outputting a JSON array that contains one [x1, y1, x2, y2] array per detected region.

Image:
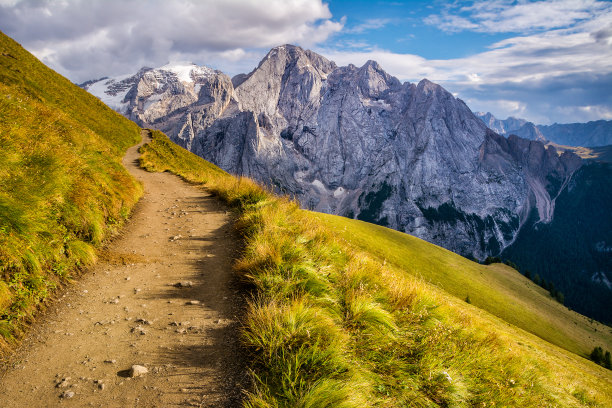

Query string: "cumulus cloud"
[[0, 0, 343, 82]]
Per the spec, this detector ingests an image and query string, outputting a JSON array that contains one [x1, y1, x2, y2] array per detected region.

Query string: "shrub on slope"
[[140, 130, 612, 407], [0, 31, 142, 347]]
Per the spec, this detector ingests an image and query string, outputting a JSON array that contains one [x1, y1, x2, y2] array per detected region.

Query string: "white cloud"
[[317, 7, 612, 124], [345, 18, 393, 34], [426, 0, 611, 34], [0, 0, 343, 81], [1, 0, 609, 124]]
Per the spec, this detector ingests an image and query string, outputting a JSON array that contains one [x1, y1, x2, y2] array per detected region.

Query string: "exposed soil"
[[0, 130, 247, 407]]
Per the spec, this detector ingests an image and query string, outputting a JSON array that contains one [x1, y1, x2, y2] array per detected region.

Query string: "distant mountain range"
[[476, 112, 612, 147], [83, 45, 611, 322]]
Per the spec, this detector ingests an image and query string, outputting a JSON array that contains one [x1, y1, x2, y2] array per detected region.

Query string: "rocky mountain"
[[538, 120, 612, 147], [477, 112, 612, 147], [477, 112, 527, 135], [476, 112, 545, 142], [83, 63, 233, 147], [84, 45, 581, 260]]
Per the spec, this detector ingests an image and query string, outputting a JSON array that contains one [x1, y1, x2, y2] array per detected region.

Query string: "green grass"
[[4, 23, 609, 407], [311, 213, 612, 357], [0, 31, 142, 349], [140, 130, 612, 407]]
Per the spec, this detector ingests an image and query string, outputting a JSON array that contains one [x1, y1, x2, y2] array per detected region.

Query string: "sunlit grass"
[[140, 130, 612, 407], [0, 31, 142, 349], [311, 213, 612, 358]]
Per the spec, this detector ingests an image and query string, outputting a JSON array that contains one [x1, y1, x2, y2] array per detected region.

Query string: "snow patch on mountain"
[[85, 74, 133, 113], [159, 62, 215, 83]]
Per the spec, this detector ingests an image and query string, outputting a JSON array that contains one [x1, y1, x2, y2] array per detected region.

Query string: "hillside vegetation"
[[312, 213, 612, 356], [0, 31, 142, 349], [140, 131, 612, 407]]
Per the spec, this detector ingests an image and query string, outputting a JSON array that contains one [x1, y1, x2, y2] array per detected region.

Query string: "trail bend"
[[0, 130, 246, 407]]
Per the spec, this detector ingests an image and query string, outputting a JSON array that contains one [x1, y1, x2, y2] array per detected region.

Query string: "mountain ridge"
[[476, 111, 612, 147], [83, 44, 581, 261]]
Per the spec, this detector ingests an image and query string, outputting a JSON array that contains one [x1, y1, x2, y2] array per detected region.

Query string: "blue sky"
[[325, 0, 511, 60], [1, 0, 611, 124]]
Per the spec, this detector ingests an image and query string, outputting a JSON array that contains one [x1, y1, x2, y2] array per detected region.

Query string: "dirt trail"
[[0, 130, 246, 407]]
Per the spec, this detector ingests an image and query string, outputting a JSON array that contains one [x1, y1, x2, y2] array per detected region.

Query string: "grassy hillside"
[[141, 130, 612, 407], [0, 31, 142, 349], [313, 213, 612, 356], [550, 142, 612, 163]]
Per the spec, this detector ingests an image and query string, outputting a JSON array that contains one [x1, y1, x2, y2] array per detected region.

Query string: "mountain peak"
[[361, 59, 382, 71], [416, 78, 446, 95], [254, 43, 335, 74]]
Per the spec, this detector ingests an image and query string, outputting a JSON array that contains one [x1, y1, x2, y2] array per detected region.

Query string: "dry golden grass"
[[140, 130, 612, 407], [0, 31, 142, 349], [311, 212, 612, 357]]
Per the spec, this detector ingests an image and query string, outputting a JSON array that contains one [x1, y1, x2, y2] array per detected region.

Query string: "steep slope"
[[503, 162, 612, 323], [139, 130, 612, 407], [0, 31, 142, 347], [85, 45, 581, 261], [312, 211, 612, 355]]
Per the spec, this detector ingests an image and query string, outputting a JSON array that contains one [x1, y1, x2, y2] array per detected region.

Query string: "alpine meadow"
[[1, 0, 612, 406]]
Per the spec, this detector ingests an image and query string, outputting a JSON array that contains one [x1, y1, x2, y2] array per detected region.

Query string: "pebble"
[[56, 378, 70, 388], [174, 281, 193, 288], [186, 300, 200, 305], [103, 359, 117, 364], [61, 390, 75, 399], [129, 365, 148, 378], [135, 318, 153, 325], [131, 326, 147, 335]]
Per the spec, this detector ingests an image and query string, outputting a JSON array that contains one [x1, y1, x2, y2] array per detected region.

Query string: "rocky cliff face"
[[84, 45, 582, 259], [480, 132, 581, 225], [83, 63, 234, 151]]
